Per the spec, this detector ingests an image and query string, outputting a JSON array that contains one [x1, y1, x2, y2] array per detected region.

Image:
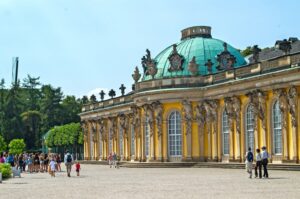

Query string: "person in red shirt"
[[75, 161, 80, 176]]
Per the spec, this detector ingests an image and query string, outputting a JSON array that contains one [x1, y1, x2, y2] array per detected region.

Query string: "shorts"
[[76, 169, 80, 172]]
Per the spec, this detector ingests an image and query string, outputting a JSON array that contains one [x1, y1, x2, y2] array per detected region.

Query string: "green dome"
[[142, 26, 247, 81]]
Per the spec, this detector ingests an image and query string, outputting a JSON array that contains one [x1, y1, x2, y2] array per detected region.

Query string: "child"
[[75, 161, 80, 176], [49, 158, 56, 177]]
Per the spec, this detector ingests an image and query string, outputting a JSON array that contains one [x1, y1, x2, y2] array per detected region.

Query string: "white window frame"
[[144, 117, 150, 157], [273, 100, 282, 155], [222, 111, 230, 155], [168, 111, 182, 157], [245, 105, 255, 151]]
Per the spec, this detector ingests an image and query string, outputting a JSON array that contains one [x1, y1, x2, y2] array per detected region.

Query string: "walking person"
[[255, 148, 262, 178], [261, 146, 270, 178], [245, 147, 254, 178], [112, 152, 117, 168], [49, 158, 56, 177], [108, 153, 113, 168], [64, 151, 74, 177], [75, 161, 81, 176]]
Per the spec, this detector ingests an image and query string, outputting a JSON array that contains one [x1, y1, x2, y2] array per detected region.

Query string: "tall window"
[[119, 127, 123, 156], [131, 124, 135, 156], [109, 129, 113, 154], [168, 111, 182, 157], [90, 129, 94, 158], [99, 133, 102, 157], [273, 100, 282, 154], [144, 117, 150, 157], [222, 111, 230, 155], [246, 105, 255, 151]]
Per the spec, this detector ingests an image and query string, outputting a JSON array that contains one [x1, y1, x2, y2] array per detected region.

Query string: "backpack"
[[247, 152, 253, 162], [66, 154, 72, 163]]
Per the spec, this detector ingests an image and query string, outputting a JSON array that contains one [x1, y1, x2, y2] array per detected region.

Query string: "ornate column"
[[194, 101, 205, 161], [143, 104, 155, 161], [287, 86, 298, 161], [81, 121, 88, 160], [182, 100, 192, 161], [225, 96, 241, 161], [91, 120, 98, 160], [153, 101, 163, 161], [98, 119, 105, 160], [210, 100, 218, 161], [233, 97, 242, 161], [131, 105, 141, 161], [119, 113, 129, 161], [274, 89, 288, 160], [195, 102, 205, 161], [203, 101, 212, 160], [257, 90, 267, 148]]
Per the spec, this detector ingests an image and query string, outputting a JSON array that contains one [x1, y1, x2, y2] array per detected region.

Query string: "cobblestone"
[[1, 164, 300, 199]]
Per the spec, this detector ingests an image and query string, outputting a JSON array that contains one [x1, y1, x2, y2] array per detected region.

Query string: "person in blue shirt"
[[261, 146, 270, 178]]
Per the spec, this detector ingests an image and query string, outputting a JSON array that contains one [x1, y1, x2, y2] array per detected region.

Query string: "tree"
[[0, 134, 7, 152], [39, 84, 63, 133], [22, 75, 41, 110], [21, 110, 42, 149], [60, 96, 81, 124], [8, 139, 26, 154], [3, 81, 24, 141], [45, 123, 83, 152], [241, 46, 253, 57]]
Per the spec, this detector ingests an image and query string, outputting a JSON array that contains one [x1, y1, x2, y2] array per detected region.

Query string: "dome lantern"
[[181, 26, 212, 40]]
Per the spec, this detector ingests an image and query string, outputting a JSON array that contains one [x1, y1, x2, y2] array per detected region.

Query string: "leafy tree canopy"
[[9, 139, 26, 154]]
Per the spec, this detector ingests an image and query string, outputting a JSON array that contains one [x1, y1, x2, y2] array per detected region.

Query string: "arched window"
[[168, 111, 182, 157], [273, 100, 282, 154], [246, 105, 255, 151], [144, 117, 150, 157], [222, 111, 230, 155], [119, 127, 123, 156]]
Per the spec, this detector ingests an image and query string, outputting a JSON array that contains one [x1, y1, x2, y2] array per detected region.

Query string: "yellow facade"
[[80, 26, 300, 164]]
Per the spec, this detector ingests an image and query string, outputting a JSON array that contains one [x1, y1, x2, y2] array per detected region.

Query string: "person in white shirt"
[[255, 148, 262, 178], [261, 146, 269, 178]]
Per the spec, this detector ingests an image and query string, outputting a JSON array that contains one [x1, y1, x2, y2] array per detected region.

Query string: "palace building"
[[80, 26, 300, 164]]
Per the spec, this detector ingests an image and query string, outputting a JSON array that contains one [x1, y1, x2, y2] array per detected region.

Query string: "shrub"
[[9, 139, 26, 155], [0, 163, 12, 179]]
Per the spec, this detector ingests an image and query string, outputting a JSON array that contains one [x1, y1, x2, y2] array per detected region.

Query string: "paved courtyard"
[[1, 164, 300, 199]]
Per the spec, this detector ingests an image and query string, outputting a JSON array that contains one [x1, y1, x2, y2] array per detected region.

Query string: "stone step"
[[79, 161, 300, 171]]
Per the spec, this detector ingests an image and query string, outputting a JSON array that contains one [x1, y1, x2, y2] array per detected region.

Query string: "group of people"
[[108, 152, 118, 168], [0, 151, 81, 178], [0, 152, 62, 173], [245, 146, 270, 179]]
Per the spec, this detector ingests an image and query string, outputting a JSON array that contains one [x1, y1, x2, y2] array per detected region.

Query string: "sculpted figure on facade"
[[224, 97, 234, 131], [247, 90, 266, 130], [288, 86, 298, 127], [182, 100, 192, 135], [195, 101, 206, 128], [152, 101, 163, 137], [108, 117, 117, 140], [257, 90, 267, 130], [91, 120, 97, 142], [143, 104, 154, 135], [131, 105, 141, 138], [274, 88, 288, 129], [119, 114, 129, 139], [98, 119, 106, 140], [202, 100, 218, 134], [81, 121, 88, 142], [225, 96, 241, 133]]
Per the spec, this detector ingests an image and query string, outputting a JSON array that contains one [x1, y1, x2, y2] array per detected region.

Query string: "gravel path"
[[1, 164, 300, 199]]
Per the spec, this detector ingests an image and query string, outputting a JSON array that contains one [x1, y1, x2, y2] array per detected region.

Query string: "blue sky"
[[0, 0, 299, 99]]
